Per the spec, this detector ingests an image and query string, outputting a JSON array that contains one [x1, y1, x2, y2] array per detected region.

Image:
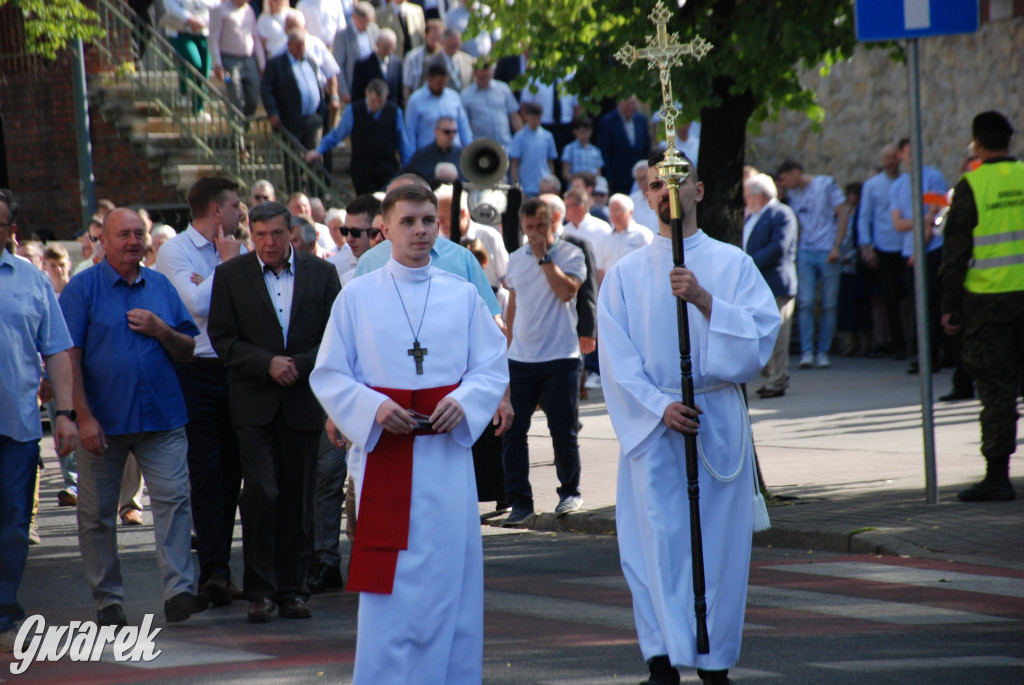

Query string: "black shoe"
[[639, 655, 680, 685], [957, 479, 1016, 502], [199, 574, 232, 607], [307, 562, 345, 593], [97, 604, 127, 627], [939, 387, 974, 402], [697, 669, 732, 685], [502, 504, 535, 527], [164, 591, 210, 623]]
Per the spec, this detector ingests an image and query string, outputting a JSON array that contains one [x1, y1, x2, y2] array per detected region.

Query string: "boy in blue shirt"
[[509, 103, 558, 197], [560, 117, 604, 185]]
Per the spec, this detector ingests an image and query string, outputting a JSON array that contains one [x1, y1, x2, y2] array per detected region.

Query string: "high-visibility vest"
[[963, 160, 1024, 294]]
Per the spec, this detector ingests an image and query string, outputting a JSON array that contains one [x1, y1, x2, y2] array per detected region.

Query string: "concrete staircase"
[[88, 69, 354, 201]]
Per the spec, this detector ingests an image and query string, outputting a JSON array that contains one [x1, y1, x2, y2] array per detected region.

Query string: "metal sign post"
[[855, 0, 979, 504]]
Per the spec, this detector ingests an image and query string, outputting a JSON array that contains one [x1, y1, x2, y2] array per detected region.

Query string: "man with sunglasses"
[[307, 195, 382, 594], [249, 179, 277, 207], [404, 116, 463, 183]]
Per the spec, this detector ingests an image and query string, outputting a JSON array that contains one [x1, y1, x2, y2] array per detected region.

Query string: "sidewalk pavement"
[[485, 353, 1024, 571]]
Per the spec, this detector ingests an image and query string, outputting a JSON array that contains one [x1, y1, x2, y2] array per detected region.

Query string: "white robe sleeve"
[[444, 289, 509, 448], [597, 264, 673, 461], [311, 287, 390, 452], [700, 255, 781, 383]]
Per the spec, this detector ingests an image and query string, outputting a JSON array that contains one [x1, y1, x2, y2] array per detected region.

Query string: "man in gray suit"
[[208, 201, 341, 623], [743, 172, 798, 398], [333, 1, 378, 104]]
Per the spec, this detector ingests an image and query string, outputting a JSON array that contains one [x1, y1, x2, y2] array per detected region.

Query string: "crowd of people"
[[2, 2, 1022, 681]]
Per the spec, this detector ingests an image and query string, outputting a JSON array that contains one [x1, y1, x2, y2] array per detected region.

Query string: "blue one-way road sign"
[[856, 0, 979, 42]]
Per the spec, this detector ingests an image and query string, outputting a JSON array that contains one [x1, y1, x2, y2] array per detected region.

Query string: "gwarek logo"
[[9, 614, 162, 675]]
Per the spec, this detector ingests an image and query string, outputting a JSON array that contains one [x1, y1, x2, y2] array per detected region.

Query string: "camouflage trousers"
[[960, 320, 1024, 470]]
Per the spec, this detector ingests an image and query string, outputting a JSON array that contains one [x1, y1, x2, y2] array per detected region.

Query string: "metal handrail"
[[90, 0, 351, 205]]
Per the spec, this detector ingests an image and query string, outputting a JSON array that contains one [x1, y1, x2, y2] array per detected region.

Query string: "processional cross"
[[408, 341, 428, 375], [614, 0, 715, 656]]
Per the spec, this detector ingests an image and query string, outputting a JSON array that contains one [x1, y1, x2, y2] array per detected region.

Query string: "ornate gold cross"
[[614, 0, 712, 154]]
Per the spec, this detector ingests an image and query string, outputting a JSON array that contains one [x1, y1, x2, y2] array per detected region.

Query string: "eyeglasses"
[[0, 221, 13, 229], [340, 227, 380, 238], [87, 233, 100, 242], [252, 194, 270, 201], [438, 128, 457, 135]]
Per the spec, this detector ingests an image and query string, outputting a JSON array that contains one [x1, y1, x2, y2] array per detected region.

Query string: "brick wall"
[[0, 4, 181, 240]]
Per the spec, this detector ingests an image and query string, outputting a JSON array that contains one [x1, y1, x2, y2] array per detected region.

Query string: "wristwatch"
[[537, 254, 552, 266], [55, 409, 77, 422]]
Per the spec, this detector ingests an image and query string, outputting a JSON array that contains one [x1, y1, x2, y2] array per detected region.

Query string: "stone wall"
[[746, 15, 1024, 189]]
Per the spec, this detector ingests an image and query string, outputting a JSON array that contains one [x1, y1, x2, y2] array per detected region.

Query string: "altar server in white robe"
[[310, 183, 508, 685], [597, 152, 780, 685]]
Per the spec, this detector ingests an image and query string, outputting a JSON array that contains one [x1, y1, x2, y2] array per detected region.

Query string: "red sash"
[[347, 383, 460, 594]]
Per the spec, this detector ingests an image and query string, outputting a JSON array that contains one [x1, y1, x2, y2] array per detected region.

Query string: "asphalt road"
[[7, 518, 1024, 684]]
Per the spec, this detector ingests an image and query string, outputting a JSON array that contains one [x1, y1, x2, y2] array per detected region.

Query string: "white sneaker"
[[799, 352, 814, 369], [815, 353, 831, 368], [584, 374, 602, 389]]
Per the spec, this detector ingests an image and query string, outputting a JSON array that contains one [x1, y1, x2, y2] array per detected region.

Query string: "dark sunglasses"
[[438, 128, 457, 135], [252, 194, 271, 201], [340, 227, 380, 238]]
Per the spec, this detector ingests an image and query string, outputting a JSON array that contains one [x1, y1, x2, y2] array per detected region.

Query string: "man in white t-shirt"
[[501, 197, 586, 526]]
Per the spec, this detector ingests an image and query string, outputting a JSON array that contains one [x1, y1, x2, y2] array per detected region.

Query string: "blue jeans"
[[797, 248, 841, 356], [502, 358, 582, 509], [0, 436, 40, 631]]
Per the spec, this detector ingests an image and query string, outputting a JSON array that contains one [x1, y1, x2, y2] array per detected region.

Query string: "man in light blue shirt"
[[155, 177, 246, 607], [461, 61, 521, 149], [0, 190, 78, 646], [858, 143, 907, 358], [404, 60, 473, 149], [777, 159, 848, 369], [891, 136, 948, 374]]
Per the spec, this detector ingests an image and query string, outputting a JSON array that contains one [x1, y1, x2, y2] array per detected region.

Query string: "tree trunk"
[[696, 79, 755, 247]]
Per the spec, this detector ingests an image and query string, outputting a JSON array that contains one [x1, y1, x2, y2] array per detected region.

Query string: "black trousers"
[[174, 361, 242, 585], [876, 249, 907, 353], [283, 114, 324, 194], [235, 411, 319, 603]]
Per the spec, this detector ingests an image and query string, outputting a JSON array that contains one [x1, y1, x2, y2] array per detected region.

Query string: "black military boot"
[[639, 655, 680, 685]]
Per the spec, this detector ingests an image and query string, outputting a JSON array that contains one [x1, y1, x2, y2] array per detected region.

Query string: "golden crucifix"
[[614, 0, 714, 656], [614, 0, 711, 178]]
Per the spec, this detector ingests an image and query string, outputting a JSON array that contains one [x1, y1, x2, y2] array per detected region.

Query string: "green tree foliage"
[[1, 0, 102, 61], [479, 0, 861, 243]]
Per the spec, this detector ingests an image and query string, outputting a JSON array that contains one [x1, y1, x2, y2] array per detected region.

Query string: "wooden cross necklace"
[[390, 272, 432, 374]]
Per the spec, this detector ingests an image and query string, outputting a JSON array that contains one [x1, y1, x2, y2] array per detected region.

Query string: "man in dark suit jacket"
[[743, 172, 798, 398], [350, 28, 404, 106], [208, 201, 341, 622], [595, 97, 651, 197], [261, 29, 326, 191]]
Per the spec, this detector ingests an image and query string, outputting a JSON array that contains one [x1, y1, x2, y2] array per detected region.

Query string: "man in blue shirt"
[[0, 190, 78, 649], [857, 144, 906, 359], [776, 159, 848, 369], [509, 103, 558, 198], [891, 136, 948, 375], [404, 61, 473, 150], [60, 208, 207, 627]]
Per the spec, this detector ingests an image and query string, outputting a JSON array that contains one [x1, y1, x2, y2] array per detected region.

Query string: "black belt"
[[181, 357, 223, 367]]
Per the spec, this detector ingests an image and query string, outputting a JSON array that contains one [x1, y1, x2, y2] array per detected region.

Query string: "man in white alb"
[[310, 183, 508, 685], [597, 152, 779, 685]]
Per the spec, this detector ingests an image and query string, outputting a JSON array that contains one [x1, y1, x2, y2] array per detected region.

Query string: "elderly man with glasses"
[[403, 116, 463, 182]]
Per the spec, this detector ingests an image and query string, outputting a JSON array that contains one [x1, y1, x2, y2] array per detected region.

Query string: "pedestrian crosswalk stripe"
[[485, 590, 637, 630], [748, 586, 1013, 625], [809, 656, 1024, 672], [764, 561, 1024, 598], [539, 667, 782, 684], [107, 640, 274, 669]]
